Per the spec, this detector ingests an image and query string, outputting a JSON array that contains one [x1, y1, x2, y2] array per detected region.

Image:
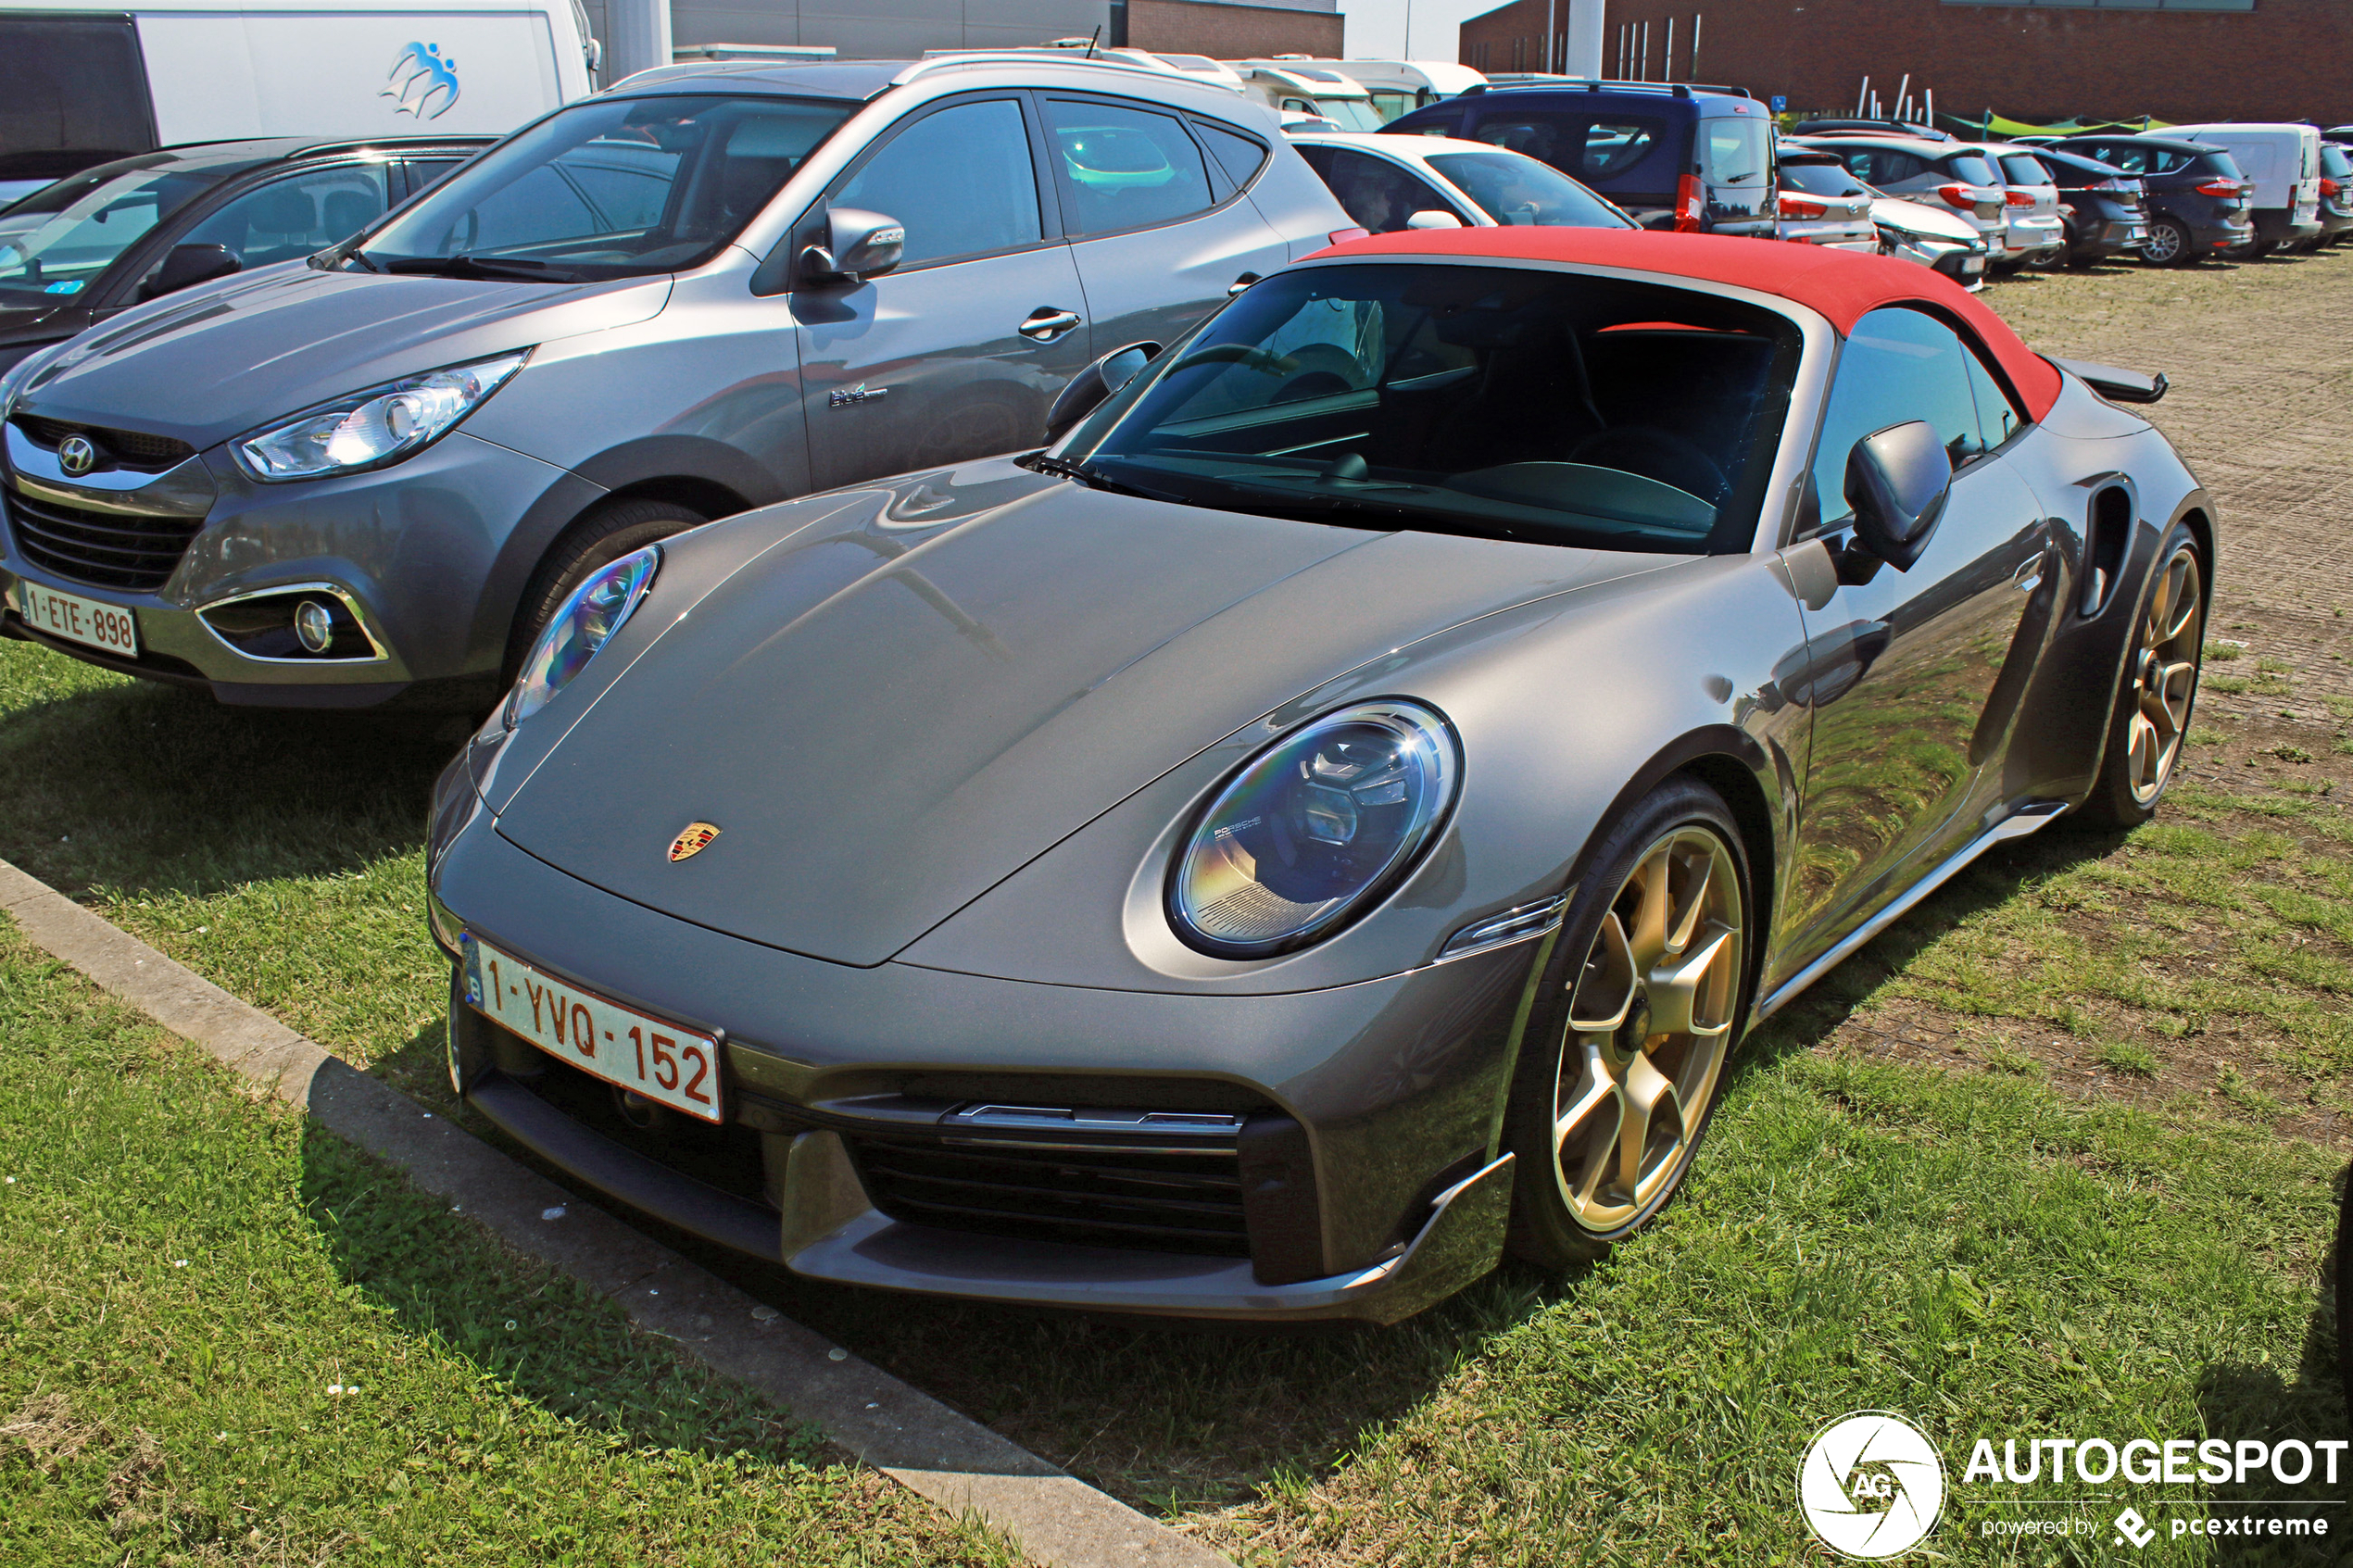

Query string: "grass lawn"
[[0, 921, 1018, 1566], [1, 254, 2348, 1563]]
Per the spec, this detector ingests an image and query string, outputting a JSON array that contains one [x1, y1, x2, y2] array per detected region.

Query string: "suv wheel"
[[504, 497, 708, 684], [2141, 218, 2193, 266]]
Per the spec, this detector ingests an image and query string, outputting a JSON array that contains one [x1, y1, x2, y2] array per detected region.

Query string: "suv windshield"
[[356, 94, 853, 281], [1062, 263, 1799, 555], [0, 164, 225, 305], [1423, 152, 1631, 226]]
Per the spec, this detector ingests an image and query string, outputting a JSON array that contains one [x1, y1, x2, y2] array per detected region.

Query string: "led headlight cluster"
[[1169, 700, 1458, 958], [235, 351, 528, 482], [505, 546, 660, 728]]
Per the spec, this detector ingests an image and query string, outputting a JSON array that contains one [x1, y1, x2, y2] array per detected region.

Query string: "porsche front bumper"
[[428, 791, 1541, 1323]]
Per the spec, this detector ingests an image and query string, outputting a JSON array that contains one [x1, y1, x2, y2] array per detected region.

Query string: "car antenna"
[[1084, 24, 1100, 57]]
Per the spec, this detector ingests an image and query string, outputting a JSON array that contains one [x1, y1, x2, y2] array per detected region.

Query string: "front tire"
[[2076, 523, 2208, 830], [1504, 777, 1752, 1269]]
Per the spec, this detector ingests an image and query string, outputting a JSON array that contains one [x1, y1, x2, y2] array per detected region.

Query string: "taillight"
[[1779, 193, 1828, 220], [2090, 179, 2131, 193], [2195, 179, 2243, 197], [1675, 173, 1705, 232], [2004, 189, 2034, 207], [2324, 178, 2342, 198], [1937, 182, 1976, 208], [1327, 227, 1370, 245]]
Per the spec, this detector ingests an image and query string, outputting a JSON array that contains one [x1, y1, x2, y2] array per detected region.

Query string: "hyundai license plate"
[[19, 580, 137, 656], [462, 935, 723, 1122]]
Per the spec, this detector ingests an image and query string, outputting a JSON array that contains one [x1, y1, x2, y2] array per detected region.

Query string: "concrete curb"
[[0, 859, 1234, 1568]]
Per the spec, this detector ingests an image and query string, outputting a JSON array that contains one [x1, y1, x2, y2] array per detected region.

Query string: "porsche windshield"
[[1065, 264, 1802, 553], [354, 94, 852, 281]]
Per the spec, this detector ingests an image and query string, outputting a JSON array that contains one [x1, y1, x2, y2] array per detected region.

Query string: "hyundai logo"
[[57, 434, 97, 476]]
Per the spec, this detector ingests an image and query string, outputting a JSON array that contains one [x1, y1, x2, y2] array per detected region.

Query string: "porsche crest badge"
[[668, 822, 722, 862]]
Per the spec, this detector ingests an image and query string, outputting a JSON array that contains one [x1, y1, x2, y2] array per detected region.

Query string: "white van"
[[1323, 60, 1487, 123], [0, 0, 598, 206], [2167, 121, 2322, 253], [1226, 61, 1384, 132]]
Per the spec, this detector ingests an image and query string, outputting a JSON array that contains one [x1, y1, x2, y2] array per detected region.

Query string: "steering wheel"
[[1569, 426, 1730, 502]]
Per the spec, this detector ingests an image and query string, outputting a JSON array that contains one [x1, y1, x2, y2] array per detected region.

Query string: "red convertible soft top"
[[1315, 228, 2063, 420]]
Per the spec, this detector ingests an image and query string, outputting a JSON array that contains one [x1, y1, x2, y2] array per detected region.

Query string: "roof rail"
[[286, 134, 492, 158], [1473, 77, 1752, 100], [892, 52, 1178, 86]]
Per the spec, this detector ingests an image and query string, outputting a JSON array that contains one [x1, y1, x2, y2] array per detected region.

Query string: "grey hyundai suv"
[[0, 56, 1351, 709]]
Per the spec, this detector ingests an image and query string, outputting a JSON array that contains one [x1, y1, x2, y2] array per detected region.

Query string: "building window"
[[1942, 0, 2252, 9]]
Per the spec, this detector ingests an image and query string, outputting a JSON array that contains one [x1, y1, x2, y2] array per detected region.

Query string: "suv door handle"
[[1019, 307, 1082, 341], [1227, 272, 1262, 296]]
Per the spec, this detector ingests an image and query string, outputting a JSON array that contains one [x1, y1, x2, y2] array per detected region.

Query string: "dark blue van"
[[1382, 81, 1777, 238]]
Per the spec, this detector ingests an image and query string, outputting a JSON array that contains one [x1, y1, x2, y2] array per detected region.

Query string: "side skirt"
[[1753, 799, 2070, 1023]]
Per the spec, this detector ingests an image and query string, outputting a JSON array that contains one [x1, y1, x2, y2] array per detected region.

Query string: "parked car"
[[1291, 132, 1632, 232], [1793, 133, 2016, 264], [1869, 189, 1990, 291], [1228, 62, 1386, 132], [1789, 117, 1949, 142], [1321, 59, 1487, 123], [2165, 122, 2322, 257], [1382, 81, 1777, 237], [425, 227, 2212, 1323], [2313, 142, 2353, 247], [0, 137, 487, 378], [2040, 134, 2252, 266], [2028, 146, 2150, 268], [1973, 144, 2065, 271], [0, 55, 1353, 710], [1773, 145, 1876, 251], [0, 0, 593, 207]]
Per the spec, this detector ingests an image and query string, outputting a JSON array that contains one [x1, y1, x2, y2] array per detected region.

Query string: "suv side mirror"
[[1042, 341, 1162, 445], [1843, 420, 1950, 572], [140, 243, 241, 301], [799, 207, 904, 287]]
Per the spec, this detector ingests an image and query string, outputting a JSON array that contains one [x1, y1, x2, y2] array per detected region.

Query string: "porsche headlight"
[[1169, 700, 1458, 958], [504, 546, 659, 728], [234, 351, 528, 482]]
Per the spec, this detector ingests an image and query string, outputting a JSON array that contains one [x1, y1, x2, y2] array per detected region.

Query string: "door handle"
[[1019, 307, 1082, 342], [1227, 272, 1262, 296]]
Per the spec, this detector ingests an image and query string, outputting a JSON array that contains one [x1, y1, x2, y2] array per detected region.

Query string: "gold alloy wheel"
[[1553, 826, 1745, 1233], [2124, 545, 2205, 807]]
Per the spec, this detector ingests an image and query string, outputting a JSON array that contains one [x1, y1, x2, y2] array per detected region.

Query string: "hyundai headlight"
[[234, 351, 529, 482], [504, 546, 660, 728], [1169, 699, 1458, 958]]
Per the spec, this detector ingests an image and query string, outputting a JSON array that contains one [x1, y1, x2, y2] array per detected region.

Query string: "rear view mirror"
[[799, 207, 905, 288], [140, 243, 241, 301], [1843, 420, 1950, 571], [1406, 209, 1465, 230], [1042, 341, 1162, 445]]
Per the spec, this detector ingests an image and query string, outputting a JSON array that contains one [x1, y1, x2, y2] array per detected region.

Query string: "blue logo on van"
[[384, 42, 459, 119]]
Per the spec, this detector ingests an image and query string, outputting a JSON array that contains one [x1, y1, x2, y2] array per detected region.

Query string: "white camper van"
[[1323, 60, 1487, 123], [1226, 61, 1384, 132], [2168, 122, 2323, 254], [0, 0, 598, 205]]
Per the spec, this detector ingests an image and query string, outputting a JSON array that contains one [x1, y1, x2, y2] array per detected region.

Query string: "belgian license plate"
[[462, 935, 723, 1122], [1962, 255, 1986, 275], [19, 580, 137, 656]]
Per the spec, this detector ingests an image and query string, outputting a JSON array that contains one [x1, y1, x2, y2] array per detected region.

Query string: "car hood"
[[494, 468, 1649, 967], [11, 263, 670, 448]]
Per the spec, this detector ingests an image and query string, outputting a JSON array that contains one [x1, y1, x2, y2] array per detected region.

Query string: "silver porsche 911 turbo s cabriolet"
[[424, 228, 2209, 1323]]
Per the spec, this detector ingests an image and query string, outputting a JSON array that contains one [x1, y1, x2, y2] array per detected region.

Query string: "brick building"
[[1459, 0, 2353, 127]]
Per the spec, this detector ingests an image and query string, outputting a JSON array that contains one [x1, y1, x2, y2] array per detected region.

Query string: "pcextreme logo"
[[1799, 1411, 1947, 1560]]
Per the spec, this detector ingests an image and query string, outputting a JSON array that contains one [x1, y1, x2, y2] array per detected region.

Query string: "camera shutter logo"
[[57, 434, 97, 476], [1798, 1411, 1946, 1559]]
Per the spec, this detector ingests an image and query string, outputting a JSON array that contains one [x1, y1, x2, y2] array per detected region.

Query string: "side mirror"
[[1042, 341, 1162, 445], [1843, 419, 1950, 572], [1405, 208, 1465, 230], [139, 244, 241, 301], [799, 207, 904, 288]]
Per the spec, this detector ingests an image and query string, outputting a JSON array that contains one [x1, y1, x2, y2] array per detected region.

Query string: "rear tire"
[[2141, 218, 2194, 267], [503, 496, 707, 686], [2074, 522, 2208, 831], [1504, 777, 1753, 1270]]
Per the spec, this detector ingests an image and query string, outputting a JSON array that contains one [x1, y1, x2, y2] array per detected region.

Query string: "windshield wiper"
[[340, 248, 382, 273], [1022, 452, 1183, 502], [384, 254, 586, 282]]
